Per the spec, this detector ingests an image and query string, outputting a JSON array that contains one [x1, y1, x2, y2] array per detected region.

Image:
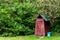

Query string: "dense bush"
[[51, 18, 60, 33], [0, 1, 38, 36]]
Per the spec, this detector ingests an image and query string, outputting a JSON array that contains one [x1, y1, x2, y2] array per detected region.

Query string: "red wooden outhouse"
[[35, 14, 50, 36]]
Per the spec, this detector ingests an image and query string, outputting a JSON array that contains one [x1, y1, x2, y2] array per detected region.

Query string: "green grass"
[[0, 35, 60, 40], [0, 32, 60, 40]]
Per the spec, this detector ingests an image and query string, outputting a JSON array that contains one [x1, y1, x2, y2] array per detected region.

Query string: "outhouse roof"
[[40, 14, 49, 21]]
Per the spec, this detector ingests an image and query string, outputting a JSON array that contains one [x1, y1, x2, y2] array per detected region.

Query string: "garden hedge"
[[0, 0, 38, 36]]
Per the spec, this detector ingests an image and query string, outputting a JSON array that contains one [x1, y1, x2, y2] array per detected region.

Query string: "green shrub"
[[0, 2, 38, 36]]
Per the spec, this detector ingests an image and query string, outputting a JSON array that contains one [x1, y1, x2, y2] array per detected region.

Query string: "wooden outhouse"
[[35, 14, 50, 36]]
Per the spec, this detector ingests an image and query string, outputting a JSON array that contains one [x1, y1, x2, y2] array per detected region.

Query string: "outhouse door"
[[35, 19, 45, 36]]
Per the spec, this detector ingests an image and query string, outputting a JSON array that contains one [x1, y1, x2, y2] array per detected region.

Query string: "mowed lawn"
[[0, 35, 60, 40]]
